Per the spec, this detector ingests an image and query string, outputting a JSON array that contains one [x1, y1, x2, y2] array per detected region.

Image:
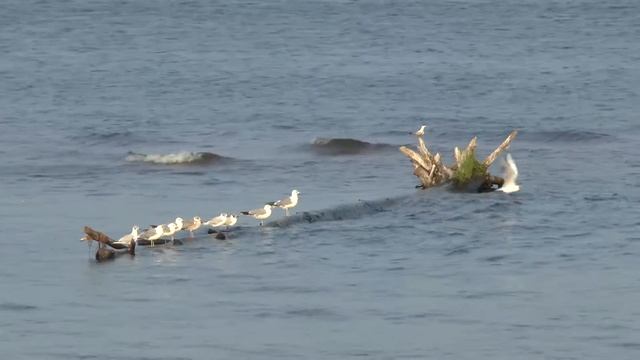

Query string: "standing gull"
[[496, 153, 520, 193], [241, 204, 272, 225], [269, 189, 300, 216], [182, 216, 202, 237], [204, 213, 228, 228], [114, 225, 140, 245], [173, 217, 185, 231], [145, 225, 166, 247], [223, 214, 238, 230], [163, 223, 179, 241], [415, 125, 427, 137]]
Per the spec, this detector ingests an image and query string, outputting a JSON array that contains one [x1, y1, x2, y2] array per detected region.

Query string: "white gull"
[[241, 204, 272, 225], [496, 153, 520, 194], [269, 189, 300, 216]]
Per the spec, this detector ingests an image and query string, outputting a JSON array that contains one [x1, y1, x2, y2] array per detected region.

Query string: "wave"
[[521, 130, 611, 143], [264, 196, 410, 228], [125, 151, 227, 165], [310, 138, 397, 155], [72, 130, 140, 146], [0, 302, 38, 311]]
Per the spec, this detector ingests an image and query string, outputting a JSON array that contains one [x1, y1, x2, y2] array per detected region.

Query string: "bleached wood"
[[483, 130, 518, 167], [400, 131, 517, 190]]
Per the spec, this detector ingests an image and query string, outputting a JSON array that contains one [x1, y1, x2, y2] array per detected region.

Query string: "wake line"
[[264, 195, 412, 228]]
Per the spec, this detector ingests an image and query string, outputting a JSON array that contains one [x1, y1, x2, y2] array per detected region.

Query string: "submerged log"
[[400, 130, 517, 191], [83, 226, 136, 261], [83, 226, 115, 247], [83, 226, 195, 261], [136, 238, 183, 246]]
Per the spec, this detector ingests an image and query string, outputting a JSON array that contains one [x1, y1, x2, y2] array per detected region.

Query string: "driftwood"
[[82, 226, 197, 261], [83, 226, 136, 261], [136, 238, 183, 246], [400, 130, 517, 191]]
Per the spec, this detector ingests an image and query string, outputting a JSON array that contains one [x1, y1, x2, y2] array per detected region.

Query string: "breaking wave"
[[125, 151, 227, 165], [310, 138, 396, 155]]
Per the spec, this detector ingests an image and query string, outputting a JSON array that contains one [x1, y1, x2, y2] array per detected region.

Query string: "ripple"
[[0, 302, 38, 311], [483, 254, 508, 263], [584, 193, 621, 202], [612, 342, 640, 349], [249, 285, 325, 294], [285, 307, 342, 319], [445, 246, 473, 256]]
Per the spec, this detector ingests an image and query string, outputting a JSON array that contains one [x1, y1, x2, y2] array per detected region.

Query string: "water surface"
[[1, 0, 639, 359]]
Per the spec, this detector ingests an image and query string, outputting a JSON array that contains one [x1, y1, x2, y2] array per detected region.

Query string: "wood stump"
[[400, 130, 517, 192]]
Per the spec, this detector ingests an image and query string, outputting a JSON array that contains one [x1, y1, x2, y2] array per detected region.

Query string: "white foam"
[[125, 151, 217, 165]]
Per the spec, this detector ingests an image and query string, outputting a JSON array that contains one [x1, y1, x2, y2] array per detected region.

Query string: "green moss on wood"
[[452, 150, 487, 186]]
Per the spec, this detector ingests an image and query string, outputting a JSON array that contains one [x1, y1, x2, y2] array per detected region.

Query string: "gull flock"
[[82, 125, 519, 252], [84, 189, 301, 248]]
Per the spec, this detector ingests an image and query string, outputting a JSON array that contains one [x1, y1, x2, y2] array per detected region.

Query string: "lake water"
[[1, 0, 639, 359]]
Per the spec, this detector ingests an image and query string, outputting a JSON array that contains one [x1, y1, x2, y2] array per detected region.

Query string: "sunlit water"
[[1, 0, 639, 359]]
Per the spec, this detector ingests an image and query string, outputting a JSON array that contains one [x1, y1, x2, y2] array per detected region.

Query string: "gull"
[[173, 217, 185, 231], [268, 189, 300, 216], [114, 225, 140, 245], [496, 153, 520, 194], [145, 225, 166, 247], [204, 213, 228, 228], [241, 204, 272, 225], [138, 226, 155, 239], [182, 216, 202, 237], [415, 125, 427, 137], [223, 214, 238, 230], [162, 223, 179, 241]]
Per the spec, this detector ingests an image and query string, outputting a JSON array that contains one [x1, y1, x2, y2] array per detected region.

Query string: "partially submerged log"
[[400, 130, 517, 192], [83, 226, 136, 261], [136, 238, 183, 246], [83, 225, 194, 261]]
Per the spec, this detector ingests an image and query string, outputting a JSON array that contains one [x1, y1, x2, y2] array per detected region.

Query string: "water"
[[1, 0, 639, 358]]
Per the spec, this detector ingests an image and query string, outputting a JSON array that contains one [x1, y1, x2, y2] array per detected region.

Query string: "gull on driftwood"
[[162, 223, 179, 241], [268, 189, 300, 216], [144, 225, 165, 247], [241, 204, 273, 225], [173, 217, 184, 231], [114, 225, 139, 245], [204, 213, 228, 228], [223, 214, 238, 230], [182, 216, 202, 237]]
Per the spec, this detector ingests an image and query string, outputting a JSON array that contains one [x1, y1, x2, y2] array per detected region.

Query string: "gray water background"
[[1, 0, 640, 359]]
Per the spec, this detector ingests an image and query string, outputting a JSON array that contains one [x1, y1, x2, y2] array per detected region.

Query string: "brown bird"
[[182, 216, 203, 237]]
